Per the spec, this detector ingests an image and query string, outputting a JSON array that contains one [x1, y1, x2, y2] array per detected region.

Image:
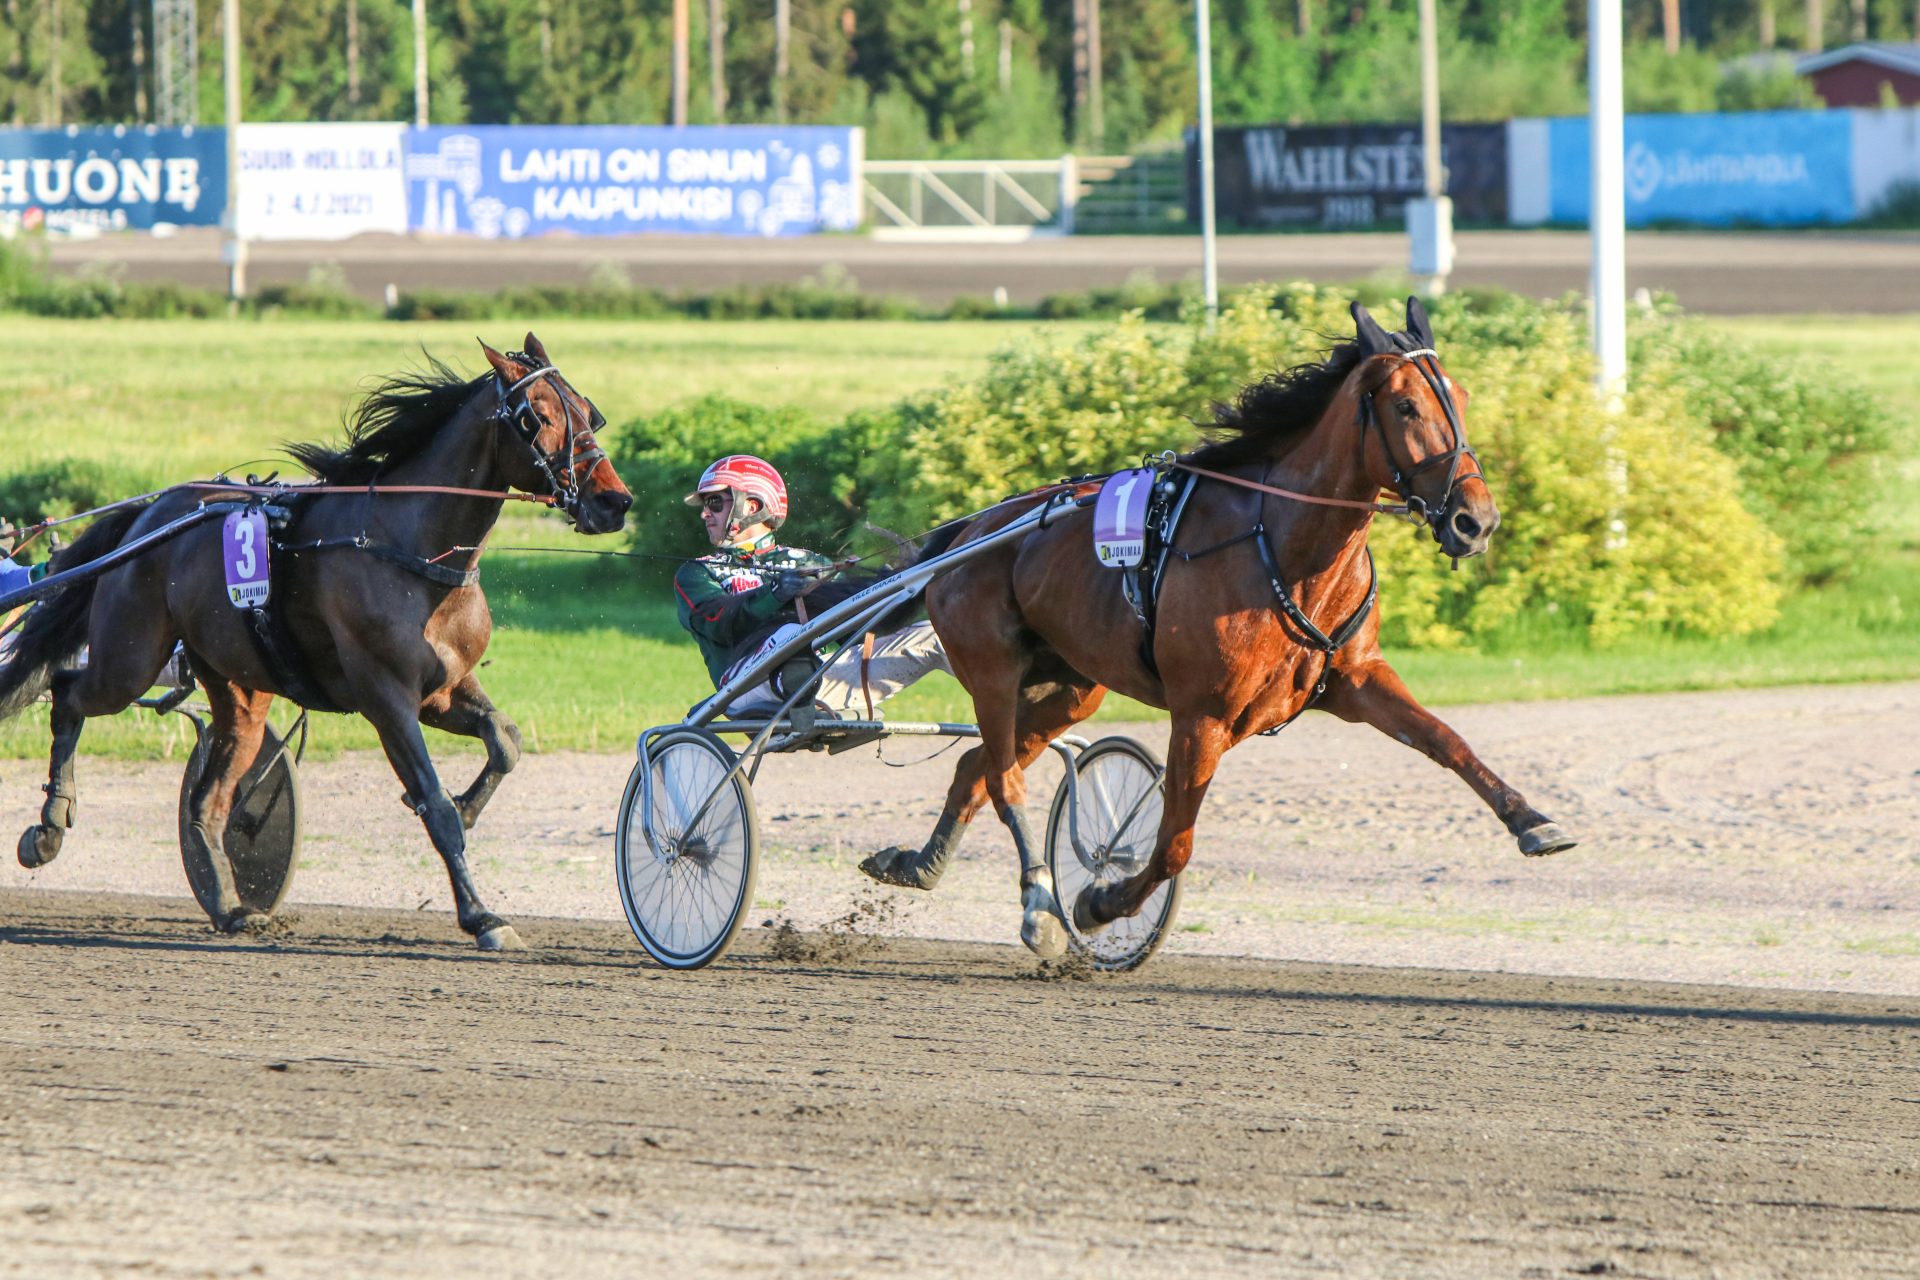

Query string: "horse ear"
[[477, 339, 522, 380], [1351, 301, 1393, 357], [523, 332, 550, 366], [1404, 296, 1436, 349]]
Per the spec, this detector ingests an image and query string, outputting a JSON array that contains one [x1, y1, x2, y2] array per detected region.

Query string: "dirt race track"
[[3, 682, 1920, 1274], [3, 891, 1918, 1280]]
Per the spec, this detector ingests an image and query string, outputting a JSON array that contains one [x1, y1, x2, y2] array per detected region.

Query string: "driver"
[[673, 455, 950, 718]]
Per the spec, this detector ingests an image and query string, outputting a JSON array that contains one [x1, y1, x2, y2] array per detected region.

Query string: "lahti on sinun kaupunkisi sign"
[[1194, 123, 1507, 230]]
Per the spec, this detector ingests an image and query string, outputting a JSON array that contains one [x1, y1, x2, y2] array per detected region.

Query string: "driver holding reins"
[[674, 454, 950, 717]]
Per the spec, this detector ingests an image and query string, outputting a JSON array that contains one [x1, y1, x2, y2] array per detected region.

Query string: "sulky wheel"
[[178, 719, 302, 922], [1045, 735, 1182, 973], [616, 727, 760, 970]]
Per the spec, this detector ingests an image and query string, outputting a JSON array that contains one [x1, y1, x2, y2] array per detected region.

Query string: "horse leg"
[[954, 665, 1076, 958], [17, 670, 85, 868], [861, 678, 1106, 892], [1074, 714, 1230, 932], [859, 746, 988, 890], [183, 677, 275, 931], [354, 671, 523, 951], [1320, 658, 1577, 856], [418, 674, 522, 831], [18, 632, 174, 869]]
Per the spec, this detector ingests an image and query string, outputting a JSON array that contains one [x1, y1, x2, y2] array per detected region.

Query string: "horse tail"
[[0, 504, 148, 722]]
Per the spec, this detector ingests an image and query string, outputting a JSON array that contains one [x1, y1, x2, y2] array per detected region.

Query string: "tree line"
[[3, 0, 1911, 156]]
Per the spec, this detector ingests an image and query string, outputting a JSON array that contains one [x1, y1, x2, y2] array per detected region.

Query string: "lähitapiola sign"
[[1194, 123, 1508, 230], [403, 125, 863, 238], [1544, 110, 1851, 226], [0, 126, 224, 234]]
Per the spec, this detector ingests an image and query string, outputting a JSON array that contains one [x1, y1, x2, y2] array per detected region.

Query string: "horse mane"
[[1186, 337, 1367, 470], [285, 353, 498, 484]]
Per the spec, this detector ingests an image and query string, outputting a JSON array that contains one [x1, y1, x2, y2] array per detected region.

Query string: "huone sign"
[[0, 127, 224, 234]]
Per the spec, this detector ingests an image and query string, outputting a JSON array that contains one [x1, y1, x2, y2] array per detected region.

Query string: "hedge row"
[[0, 239, 1193, 323], [610, 285, 1893, 648]]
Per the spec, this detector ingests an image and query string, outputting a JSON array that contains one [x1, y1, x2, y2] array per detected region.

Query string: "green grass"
[[3, 317, 1072, 548], [1707, 314, 1920, 547], [2, 313, 1916, 761]]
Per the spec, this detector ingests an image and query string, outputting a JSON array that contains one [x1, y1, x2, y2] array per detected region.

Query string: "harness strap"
[[246, 605, 347, 714], [277, 535, 481, 589], [1250, 530, 1378, 653], [860, 631, 877, 722], [1247, 536, 1378, 739]]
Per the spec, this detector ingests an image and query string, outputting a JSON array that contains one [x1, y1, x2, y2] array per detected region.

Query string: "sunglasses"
[[699, 494, 731, 513]]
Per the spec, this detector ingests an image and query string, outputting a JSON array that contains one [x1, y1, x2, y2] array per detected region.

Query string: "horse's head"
[[1350, 299, 1498, 561], [479, 334, 633, 535]]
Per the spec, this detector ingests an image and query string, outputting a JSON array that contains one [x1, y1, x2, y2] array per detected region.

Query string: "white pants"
[[722, 620, 949, 718]]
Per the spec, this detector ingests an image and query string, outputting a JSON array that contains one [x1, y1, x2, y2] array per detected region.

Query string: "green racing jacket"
[[673, 533, 835, 686]]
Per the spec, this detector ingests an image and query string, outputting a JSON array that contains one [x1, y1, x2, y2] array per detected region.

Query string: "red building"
[[1797, 43, 1920, 107]]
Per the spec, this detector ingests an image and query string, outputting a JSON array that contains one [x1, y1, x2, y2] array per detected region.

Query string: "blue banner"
[[1548, 110, 1852, 226], [404, 125, 861, 238], [0, 126, 226, 234]]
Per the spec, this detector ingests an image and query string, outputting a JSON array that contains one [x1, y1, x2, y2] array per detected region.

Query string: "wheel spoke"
[[618, 735, 757, 968], [1048, 741, 1179, 973]]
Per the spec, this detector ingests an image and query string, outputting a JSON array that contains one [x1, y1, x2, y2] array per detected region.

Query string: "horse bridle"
[[1357, 346, 1479, 531], [493, 356, 609, 517]]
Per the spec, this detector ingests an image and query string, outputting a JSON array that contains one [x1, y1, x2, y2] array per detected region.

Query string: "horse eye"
[[1396, 398, 1417, 416]]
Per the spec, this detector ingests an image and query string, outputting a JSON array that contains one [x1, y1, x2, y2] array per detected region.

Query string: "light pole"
[[671, 0, 689, 126], [1590, 0, 1629, 547], [1195, 0, 1218, 321], [222, 0, 245, 302], [1407, 0, 1453, 294], [1589, 0, 1627, 400], [413, 0, 428, 126]]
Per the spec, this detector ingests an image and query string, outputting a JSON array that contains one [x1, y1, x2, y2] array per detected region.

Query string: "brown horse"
[[0, 335, 631, 950], [862, 300, 1576, 955]]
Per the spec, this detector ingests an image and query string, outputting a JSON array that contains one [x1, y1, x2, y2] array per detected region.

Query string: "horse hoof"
[[17, 824, 62, 869], [1518, 822, 1578, 857], [1071, 888, 1113, 936], [220, 910, 271, 935], [1019, 882, 1068, 959], [858, 847, 941, 891], [477, 924, 525, 952]]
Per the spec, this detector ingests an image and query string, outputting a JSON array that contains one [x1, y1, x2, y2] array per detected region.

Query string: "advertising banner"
[[235, 123, 408, 240], [1546, 110, 1852, 226], [404, 125, 863, 238], [0, 126, 224, 235], [1196, 123, 1508, 230]]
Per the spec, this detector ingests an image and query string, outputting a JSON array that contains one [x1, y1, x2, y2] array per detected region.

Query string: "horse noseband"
[[1357, 349, 1477, 533], [494, 359, 608, 516]]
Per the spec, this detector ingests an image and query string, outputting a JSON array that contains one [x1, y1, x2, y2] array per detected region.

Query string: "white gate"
[[862, 157, 1081, 240]]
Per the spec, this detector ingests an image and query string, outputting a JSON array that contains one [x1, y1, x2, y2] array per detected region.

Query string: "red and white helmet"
[[685, 454, 789, 533]]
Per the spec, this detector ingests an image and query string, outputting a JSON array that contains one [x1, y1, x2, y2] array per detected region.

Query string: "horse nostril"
[[1452, 511, 1482, 541]]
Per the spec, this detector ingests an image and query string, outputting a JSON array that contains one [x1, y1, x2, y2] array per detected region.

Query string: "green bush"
[[0, 236, 47, 308], [1861, 181, 1920, 230], [248, 265, 378, 320], [1626, 303, 1893, 584], [1364, 313, 1783, 647], [0, 459, 160, 564], [859, 286, 1801, 647], [117, 281, 230, 319], [606, 395, 872, 577]]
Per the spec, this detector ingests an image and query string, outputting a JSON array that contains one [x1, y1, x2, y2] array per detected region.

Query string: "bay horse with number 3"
[[0, 334, 631, 950], [861, 299, 1577, 955]]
